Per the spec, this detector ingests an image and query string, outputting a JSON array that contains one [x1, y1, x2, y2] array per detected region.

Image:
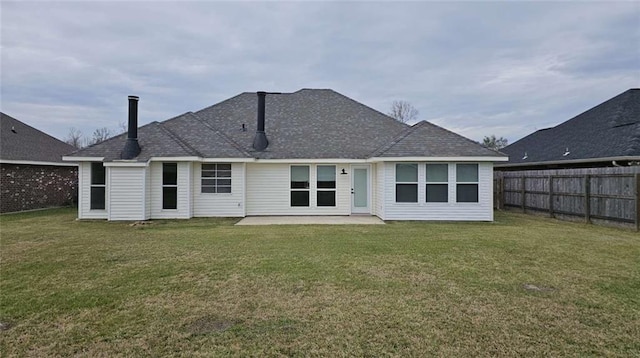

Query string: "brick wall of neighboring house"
[[0, 163, 78, 213]]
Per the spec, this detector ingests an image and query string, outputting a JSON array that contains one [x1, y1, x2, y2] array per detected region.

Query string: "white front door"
[[351, 165, 370, 214]]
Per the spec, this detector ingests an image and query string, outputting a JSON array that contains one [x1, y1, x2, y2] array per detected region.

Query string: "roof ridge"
[[194, 91, 251, 114], [68, 121, 163, 157], [610, 89, 638, 128], [328, 90, 412, 129], [625, 121, 640, 156], [157, 121, 203, 157], [74, 129, 129, 151], [368, 121, 422, 157], [422, 120, 505, 155], [551, 89, 635, 131], [186, 112, 251, 157]]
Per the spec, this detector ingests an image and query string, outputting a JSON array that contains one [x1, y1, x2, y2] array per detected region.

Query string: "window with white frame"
[[456, 164, 479, 203], [163, 163, 178, 209], [426, 163, 448, 202], [396, 163, 418, 202], [291, 165, 310, 206], [90, 162, 106, 210], [201, 163, 232, 193], [317, 165, 336, 207]]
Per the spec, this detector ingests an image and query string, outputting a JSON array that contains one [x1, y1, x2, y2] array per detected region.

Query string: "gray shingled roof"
[[1, 112, 76, 163], [373, 120, 504, 158], [194, 89, 409, 159], [69, 89, 504, 161], [501, 89, 640, 166]]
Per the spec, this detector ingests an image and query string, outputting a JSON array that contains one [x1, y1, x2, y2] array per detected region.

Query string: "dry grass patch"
[[1, 208, 639, 356]]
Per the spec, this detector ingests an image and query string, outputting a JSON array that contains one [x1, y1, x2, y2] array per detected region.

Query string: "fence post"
[[548, 175, 554, 218], [584, 174, 591, 224], [521, 175, 526, 212], [634, 173, 640, 231], [500, 176, 505, 210], [493, 176, 500, 210]]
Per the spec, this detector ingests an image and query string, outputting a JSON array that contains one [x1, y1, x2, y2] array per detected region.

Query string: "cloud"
[[1, 1, 638, 144]]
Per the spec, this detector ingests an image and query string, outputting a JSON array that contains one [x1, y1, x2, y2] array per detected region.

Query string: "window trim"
[[201, 163, 232, 194], [456, 163, 479, 203], [316, 165, 336, 207], [90, 162, 106, 210], [395, 163, 418, 203], [426, 163, 449, 203], [162, 162, 178, 210], [290, 165, 310, 207]]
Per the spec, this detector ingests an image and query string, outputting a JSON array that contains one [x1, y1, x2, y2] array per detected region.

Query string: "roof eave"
[[368, 156, 509, 162], [495, 156, 640, 168], [0, 159, 78, 167], [62, 156, 105, 162]]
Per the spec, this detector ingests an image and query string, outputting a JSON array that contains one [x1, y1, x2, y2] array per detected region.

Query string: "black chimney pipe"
[[121, 95, 141, 159], [252, 91, 268, 151]]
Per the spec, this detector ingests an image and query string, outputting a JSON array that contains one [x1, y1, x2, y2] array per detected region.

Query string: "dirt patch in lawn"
[[523, 283, 556, 292], [185, 316, 237, 335]]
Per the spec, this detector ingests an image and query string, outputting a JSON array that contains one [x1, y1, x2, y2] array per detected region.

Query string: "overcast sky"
[[1, 1, 638, 145]]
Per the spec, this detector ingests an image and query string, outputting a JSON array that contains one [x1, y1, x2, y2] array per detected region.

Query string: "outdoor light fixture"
[[341, 168, 348, 175]]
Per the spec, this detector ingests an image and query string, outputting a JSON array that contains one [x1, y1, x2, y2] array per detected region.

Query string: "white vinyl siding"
[[150, 162, 191, 219], [78, 162, 107, 219], [145, 166, 151, 219], [246, 163, 350, 215], [107, 167, 147, 221], [383, 161, 494, 221], [193, 162, 245, 217]]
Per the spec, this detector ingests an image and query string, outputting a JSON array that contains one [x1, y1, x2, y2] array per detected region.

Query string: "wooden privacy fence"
[[494, 168, 640, 230]]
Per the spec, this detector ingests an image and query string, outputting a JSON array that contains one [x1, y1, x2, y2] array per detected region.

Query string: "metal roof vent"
[[563, 147, 570, 157]]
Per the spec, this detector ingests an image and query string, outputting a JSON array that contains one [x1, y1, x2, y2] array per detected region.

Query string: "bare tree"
[[388, 100, 419, 123], [65, 127, 85, 149], [482, 135, 508, 150], [88, 127, 112, 146], [117, 121, 127, 135]]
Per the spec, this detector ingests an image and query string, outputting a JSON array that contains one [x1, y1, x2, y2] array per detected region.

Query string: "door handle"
[[351, 188, 354, 194]]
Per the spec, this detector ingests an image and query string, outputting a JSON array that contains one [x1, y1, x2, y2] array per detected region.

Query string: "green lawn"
[[1, 209, 639, 357]]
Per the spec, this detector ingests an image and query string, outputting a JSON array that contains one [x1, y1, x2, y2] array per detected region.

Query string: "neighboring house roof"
[[500, 89, 640, 167], [1, 112, 77, 164], [68, 89, 505, 162]]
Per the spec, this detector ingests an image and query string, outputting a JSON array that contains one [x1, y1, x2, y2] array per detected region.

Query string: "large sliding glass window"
[[201, 163, 232, 193], [90, 162, 106, 210], [291, 165, 310, 207], [317, 165, 336, 207], [396, 163, 418, 202], [163, 163, 178, 209], [426, 164, 448, 202], [456, 164, 479, 203]]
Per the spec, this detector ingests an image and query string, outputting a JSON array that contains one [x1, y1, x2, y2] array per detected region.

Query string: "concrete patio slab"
[[235, 215, 384, 225]]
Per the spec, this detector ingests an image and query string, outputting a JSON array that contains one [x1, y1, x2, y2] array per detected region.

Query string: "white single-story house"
[[63, 89, 507, 221]]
